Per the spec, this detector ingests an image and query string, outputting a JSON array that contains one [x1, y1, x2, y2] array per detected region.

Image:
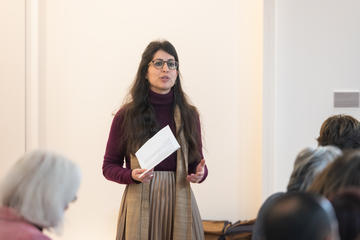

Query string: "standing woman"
[[103, 40, 208, 240]]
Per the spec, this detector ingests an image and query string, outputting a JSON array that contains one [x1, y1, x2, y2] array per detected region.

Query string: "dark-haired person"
[[263, 192, 340, 240], [330, 188, 360, 240], [317, 114, 360, 150], [103, 40, 208, 240]]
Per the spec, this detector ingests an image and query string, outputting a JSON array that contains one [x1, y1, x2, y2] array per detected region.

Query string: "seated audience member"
[[252, 146, 341, 240], [263, 192, 340, 240], [317, 114, 360, 150], [308, 150, 360, 198], [0, 150, 81, 240], [287, 146, 342, 192], [330, 188, 360, 240]]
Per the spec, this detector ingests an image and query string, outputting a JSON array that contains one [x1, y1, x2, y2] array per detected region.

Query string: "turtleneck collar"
[[149, 88, 174, 106]]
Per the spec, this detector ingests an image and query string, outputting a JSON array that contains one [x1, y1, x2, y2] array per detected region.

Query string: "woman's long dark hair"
[[122, 40, 201, 165]]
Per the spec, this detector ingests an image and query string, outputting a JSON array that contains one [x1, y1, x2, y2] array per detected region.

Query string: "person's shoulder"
[[26, 231, 52, 240], [0, 220, 51, 240], [23, 225, 52, 240], [184, 103, 199, 118], [115, 104, 128, 115], [114, 104, 131, 120]]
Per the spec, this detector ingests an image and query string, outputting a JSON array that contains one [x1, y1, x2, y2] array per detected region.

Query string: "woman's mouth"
[[160, 76, 170, 81]]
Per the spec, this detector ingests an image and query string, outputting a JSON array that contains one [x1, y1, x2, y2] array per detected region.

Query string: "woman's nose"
[[161, 62, 169, 72]]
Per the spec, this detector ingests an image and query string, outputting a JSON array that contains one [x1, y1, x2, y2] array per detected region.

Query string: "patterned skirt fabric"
[[116, 171, 204, 240]]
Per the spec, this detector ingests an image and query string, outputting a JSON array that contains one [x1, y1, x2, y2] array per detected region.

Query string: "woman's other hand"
[[186, 159, 205, 183]]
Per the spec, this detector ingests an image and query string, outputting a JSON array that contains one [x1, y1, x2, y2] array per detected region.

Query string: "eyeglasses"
[[150, 59, 178, 70]]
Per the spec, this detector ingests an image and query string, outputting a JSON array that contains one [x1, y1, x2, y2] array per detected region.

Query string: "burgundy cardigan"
[[103, 89, 208, 184]]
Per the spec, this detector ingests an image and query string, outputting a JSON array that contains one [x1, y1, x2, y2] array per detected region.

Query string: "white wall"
[[263, 0, 360, 195], [0, 0, 25, 177], [7, 0, 360, 239], [34, 1, 263, 240], [8, 0, 360, 238]]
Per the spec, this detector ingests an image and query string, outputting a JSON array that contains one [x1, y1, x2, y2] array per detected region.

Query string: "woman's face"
[[146, 50, 178, 94]]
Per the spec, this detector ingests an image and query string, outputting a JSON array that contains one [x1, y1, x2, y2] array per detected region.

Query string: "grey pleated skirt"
[[117, 171, 204, 240]]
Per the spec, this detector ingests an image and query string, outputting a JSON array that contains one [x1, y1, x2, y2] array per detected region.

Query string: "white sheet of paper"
[[136, 125, 180, 178]]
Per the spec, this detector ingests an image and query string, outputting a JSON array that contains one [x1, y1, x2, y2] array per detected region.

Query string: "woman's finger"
[[186, 174, 202, 183]]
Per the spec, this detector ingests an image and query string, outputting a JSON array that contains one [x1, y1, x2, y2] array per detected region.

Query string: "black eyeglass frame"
[[149, 59, 179, 70]]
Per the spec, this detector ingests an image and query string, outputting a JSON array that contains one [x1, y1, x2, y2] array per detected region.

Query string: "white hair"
[[287, 145, 342, 192], [0, 150, 81, 232]]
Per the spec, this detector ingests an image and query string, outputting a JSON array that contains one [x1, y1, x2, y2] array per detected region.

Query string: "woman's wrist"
[[130, 169, 141, 184]]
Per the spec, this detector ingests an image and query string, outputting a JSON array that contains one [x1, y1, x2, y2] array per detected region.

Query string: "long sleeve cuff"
[[198, 165, 208, 183]]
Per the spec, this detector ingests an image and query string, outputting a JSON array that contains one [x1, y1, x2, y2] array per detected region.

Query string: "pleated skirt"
[[116, 171, 204, 240]]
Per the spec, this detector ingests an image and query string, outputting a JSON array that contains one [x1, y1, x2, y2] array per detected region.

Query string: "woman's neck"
[[149, 88, 174, 105]]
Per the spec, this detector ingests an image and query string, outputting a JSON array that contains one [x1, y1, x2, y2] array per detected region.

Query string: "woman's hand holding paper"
[[131, 168, 154, 183]]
